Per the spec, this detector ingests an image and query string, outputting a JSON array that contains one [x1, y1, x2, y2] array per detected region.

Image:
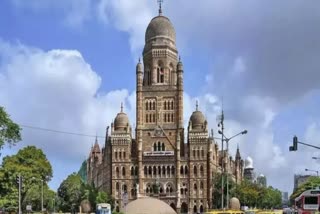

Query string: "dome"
[[245, 156, 254, 169], [125, 197, 177, 214], [114, 104, 129, 131], [145, 15, 176, 44], [189, 103, 206, 130], [229, 197, 241, 210]]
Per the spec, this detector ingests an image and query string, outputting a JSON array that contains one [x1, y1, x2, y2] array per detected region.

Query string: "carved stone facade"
[[87, 9, 244, 214]]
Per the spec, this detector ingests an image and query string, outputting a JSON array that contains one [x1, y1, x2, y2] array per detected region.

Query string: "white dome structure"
[[244, 156, 254, 169], [125, 197, 177, 214]]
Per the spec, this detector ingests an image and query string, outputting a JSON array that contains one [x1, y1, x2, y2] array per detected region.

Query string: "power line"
[[19, 124, 106, 139]]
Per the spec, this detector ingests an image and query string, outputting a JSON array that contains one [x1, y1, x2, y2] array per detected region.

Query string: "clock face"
[[153, 125, 164, 137]]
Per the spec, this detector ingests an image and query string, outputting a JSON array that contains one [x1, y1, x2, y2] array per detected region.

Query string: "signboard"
[[143, 151, 174, 156], [310, 190, 320, 194], [304, 205, 318, 210], [26, 205, 32, 211]]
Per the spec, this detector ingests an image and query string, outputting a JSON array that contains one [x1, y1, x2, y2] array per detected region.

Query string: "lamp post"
[[305, 168, 319, 176], [32, 177, 44, 212], [218, 130, 248, 209]]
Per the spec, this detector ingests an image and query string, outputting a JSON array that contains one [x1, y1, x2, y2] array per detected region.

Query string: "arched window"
[[154, 143, 157, 151], [153, 114, 155, 122], [146, 114, 149, 123], [164, 113, 167, 122], [123, 151, 126, 159], [193, 149, 196, 158], [180, 166, 184, 175], [185, 166, 188, 175], [135, 166, 138, 176], [153, 101, 156, 110], [171, 114, 173, 122], [200, 181, 204, 189], [148, 166, 152, 175], [158, 142, 161, 151], [119, 151, 122, 159], [162, 166, 166, 176], [116, 167, 119, 178], [158, 166, 161, 176], [164, 101, 167, 110], [167, 166, 171, 176], [146, 102, 148, 110], [160, 187, 164, 193], [180, 188, 184, 195], [122, 167, 126, 177], [171, 166, 175, 175], [200, 165, 204, 176], [201, 149, 204, 158], [153, 166, 157, 176], [162, 143, 165, 151], [194, 165, 197, 177], [115, 151, 118, 159], [131, 167, 134, 176], [123, 184, 127, 192], [116, 182, 119, 191], [197, 149, 200, 158], [144, 166, 147, 176], [149, 102, 152, 111], [194, 183, 197, 190]]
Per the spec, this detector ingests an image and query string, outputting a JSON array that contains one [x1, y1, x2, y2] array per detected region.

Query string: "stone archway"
[[170, 203, 176, 211], [193, 205, 197, 214], [200, 205, 204, 213], [181, 202, 188, 214]]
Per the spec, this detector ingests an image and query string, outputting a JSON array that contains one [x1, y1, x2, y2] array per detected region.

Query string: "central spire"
[[157, 0, 163, 16]]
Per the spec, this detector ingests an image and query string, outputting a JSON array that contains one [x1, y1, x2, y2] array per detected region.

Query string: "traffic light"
[[16, 175, 20, 185], [289, 136, 298, 151]]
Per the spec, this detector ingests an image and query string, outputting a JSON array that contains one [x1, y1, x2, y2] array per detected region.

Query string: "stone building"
[[87, 6, 244, 214]]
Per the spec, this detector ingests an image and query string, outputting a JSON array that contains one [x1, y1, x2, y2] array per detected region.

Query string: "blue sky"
[[1, 0, 320, 194]]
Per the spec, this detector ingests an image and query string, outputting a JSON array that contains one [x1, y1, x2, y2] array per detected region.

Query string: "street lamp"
[[32, 177, 44, 212], [218, 129, 248, 209], [305, 168, 319, 176]]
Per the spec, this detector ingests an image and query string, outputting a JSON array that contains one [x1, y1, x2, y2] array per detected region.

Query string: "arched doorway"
[[170, 203, 176, 211], [200, 205, 204, 213], [181, 202, 188, 214], [193, 205, 197, 214]]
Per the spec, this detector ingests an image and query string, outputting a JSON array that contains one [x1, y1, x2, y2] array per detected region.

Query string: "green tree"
[[0, 146, 53, 211], [212, 172, 237, 209], [290, 176, 320, 202], [57, 173, 84, 212], [0, 107, 21, 154]]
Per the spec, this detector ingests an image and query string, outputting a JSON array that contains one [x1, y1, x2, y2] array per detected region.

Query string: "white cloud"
[[0, 39, 135, 189]]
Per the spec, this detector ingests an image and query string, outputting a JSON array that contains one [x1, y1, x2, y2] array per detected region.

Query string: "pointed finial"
[[179, 55, 181, 62], [120, 102, 123, 113], [157, 0, 163, 16], [95, 134, 98, 143], [138, 57, 141, 63], [196, 100, 199, 111]]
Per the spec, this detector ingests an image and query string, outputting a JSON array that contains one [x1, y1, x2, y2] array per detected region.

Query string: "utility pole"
[[18, 174, 22, 214], [218, 110, 225, 209]]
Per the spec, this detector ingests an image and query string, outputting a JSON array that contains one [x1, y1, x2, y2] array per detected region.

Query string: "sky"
[[1, 0, 320, 194]]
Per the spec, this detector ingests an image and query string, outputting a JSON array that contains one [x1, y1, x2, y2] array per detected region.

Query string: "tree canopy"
[[290, 176, 320, 202], [211, 173, 282, 209], [57, 173, 113, 213], [0, 146, 53, 211], [0, 107, 21, 154]]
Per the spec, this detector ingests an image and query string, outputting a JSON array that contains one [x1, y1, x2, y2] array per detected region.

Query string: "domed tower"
[[135, 4, 185, 213], [244, 156, 255, 182], [187, 101, 209, 210], [109, 103, 133, 207]]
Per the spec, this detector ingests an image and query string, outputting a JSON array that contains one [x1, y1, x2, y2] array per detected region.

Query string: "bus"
[[96, 203, 112, 214], [295, 189, 320, 214]]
